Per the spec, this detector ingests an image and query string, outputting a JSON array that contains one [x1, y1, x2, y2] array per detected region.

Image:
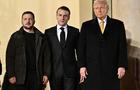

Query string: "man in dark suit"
[[41, 6, 79, 90], [2, 11, 48, 90], [78, 0, 128, 90]]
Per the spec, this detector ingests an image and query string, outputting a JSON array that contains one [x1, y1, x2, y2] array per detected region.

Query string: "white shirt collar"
[[97, 16, 107, 24], [57, 24, 67, 30], [56, 24, 68, 41]]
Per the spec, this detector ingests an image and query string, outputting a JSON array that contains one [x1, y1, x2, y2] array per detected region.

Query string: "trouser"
[[50, 74, 78, 90]]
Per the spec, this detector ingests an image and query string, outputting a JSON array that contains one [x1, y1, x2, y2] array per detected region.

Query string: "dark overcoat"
[[78, 16, 128, 90], [2, 27, 47, 89]]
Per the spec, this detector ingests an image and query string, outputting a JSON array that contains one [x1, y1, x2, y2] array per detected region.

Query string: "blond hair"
[[93, 0, 109, 9]]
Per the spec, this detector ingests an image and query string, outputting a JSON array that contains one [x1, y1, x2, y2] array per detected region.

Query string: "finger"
[[80, 76, 84, 83], [86, 72, 88, 75], [43, 78, 47, 84], [120, 72, 125, 78], [84, 75, 87, 79], [118, 75, 121, 79], [117, 72, 121, 79], [118, 73, 123, 79], [80, 75, 87, 83], [43, 80, 46, 85], [118, 71, 125, 79], [80, 76, 83, 81], [82, 73, 87, 78], [80, 77, 84, 83]]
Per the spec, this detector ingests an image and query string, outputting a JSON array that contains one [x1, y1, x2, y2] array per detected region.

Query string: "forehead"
[[94, 2, 106, 7], [57, 9, 69, 15], [22, 14, 33, 18]]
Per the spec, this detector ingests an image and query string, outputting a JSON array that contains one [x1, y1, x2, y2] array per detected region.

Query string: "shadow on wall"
[[120, 37, 140, 90]]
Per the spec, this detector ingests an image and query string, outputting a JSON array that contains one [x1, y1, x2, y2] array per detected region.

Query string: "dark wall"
[[121, 39, 140, 90]]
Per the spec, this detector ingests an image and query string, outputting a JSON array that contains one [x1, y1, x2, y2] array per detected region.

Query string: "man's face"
[[93, 2, 108, 20], [56, 9, 70, 26], [22, 14, 35, 30]]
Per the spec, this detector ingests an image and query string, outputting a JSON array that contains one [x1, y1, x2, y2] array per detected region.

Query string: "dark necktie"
[[60, 27, 65, 47]]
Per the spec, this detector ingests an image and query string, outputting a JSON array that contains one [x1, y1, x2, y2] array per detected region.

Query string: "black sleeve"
[[40, 31, 51, 78], [118, 22, 128, 69], [77, 22, 87, 68], [6, 35, 16, 78]]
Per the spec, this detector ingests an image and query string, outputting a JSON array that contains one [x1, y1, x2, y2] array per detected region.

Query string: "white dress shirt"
[[97, 16, 107, 30], [57, 25, 68, 42]]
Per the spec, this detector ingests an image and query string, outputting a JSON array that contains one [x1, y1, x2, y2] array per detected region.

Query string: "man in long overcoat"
[[78, 0, 128, 90]]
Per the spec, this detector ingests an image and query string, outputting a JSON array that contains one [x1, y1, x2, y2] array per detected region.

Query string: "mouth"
[[60, 20, 65, 23], [25, 24, 31, 25], [26, 22, 31, 25]]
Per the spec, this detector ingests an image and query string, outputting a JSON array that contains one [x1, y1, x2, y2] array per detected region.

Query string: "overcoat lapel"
[[93, 16, 112, 37], [103, 16, 111, 37]]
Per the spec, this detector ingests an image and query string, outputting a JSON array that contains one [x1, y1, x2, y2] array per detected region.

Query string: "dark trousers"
[[50, 75, 78, 90]]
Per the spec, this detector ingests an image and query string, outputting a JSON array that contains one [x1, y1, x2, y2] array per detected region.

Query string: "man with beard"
[[2, 11, 48, 90]]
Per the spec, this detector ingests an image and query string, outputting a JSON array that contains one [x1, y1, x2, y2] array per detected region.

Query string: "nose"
[[27, 19, 30, 22], [61, 16, 65, 20], [98, 8, 102, 12]]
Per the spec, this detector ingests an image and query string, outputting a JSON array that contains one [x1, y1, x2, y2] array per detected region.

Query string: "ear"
[[33, 20, 35, 25]]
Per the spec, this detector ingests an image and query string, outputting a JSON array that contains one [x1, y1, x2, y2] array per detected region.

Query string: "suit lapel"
[[51, 26, 73, 49], [53, 26, 72, 49], [51, 26, 62, 48], [65, 26, 72, 47]]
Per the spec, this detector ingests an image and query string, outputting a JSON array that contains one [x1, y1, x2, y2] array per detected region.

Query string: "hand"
[[42, 75, 48, 85], [117, 67, 125, 79], [80, 67, 88, 83], [9, 76, 16, 84]]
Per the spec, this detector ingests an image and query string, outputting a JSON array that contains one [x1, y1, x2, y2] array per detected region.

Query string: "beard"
[[23, 25, 34, 30]]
